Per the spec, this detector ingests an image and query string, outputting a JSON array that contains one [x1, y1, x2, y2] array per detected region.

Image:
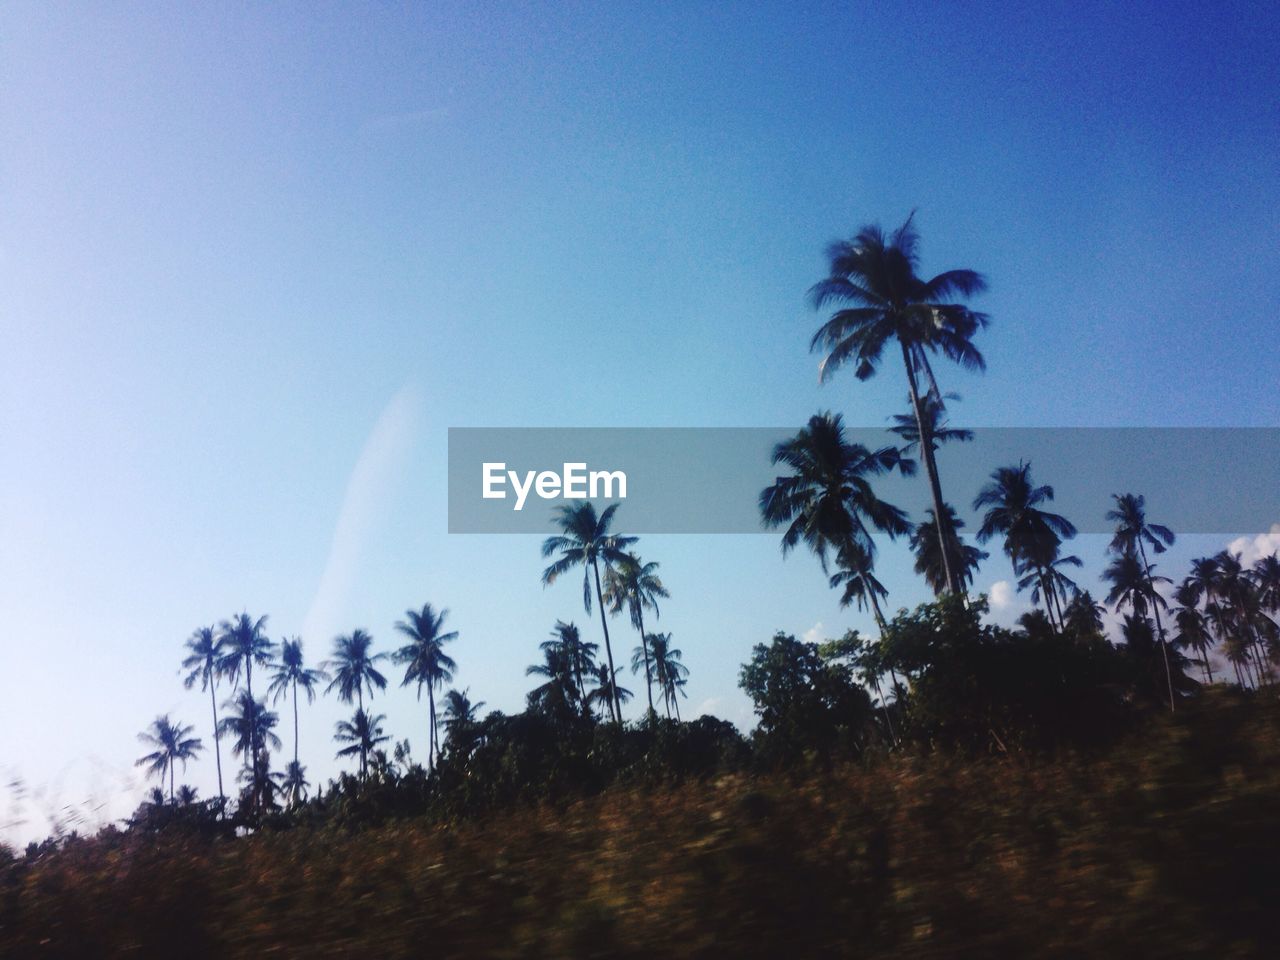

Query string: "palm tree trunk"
[[1136, 541, 1176, 712], [592, 559, 622, 724], [428, 685, 437, 770], [292, 679, 300, 765], [169, 762, 175, 803], [636, 606, 656, 723], [1037, 566, 1059, 631], [901, 343, 959, 595], [209, 674, 225, 811]]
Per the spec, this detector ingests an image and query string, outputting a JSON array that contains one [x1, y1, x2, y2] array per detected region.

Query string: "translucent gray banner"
[[447, 427, 1279, 535]]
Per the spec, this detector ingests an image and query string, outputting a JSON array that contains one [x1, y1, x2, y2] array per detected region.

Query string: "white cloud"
[[989, 581, 1015, 610], [1227, 523, 1280, 567], [695, 697, 722, 717], [802, 621, 824, 645]]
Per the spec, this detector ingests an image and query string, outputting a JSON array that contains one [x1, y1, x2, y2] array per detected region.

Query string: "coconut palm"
[[973, 463, 1077, 629], [1105, 551, 1179, 704], [217, 612, 275, 701], [586, 662, 632, 722], [527, 644, 585, 721], [540, 620, 598, 702], [1107, 493, 1177, 711], [266, 638, 327, 769], [181, 625, 226, 810], [760, 412, 911, 573], [218, 691, 281, 811], [1253, 554, 1280, 613], [440, 688, 485, 759], [606, 553, 669, 721], [135, 716, 203, 803], [541, 502, 637, 724], [393, 604, 458, 769], [809, 215, 988, 593], [647, 632, 689, 720], [324, 629, 388, 711], [1062, 590, 1107, 640], [1214, 551, 1271, 686], [279, 760, 310, 807], [909, 505, 987, 596], [1016, 552, 1083, 625], [1173, 582, 1216, 684], [334, 708, 389, 779]]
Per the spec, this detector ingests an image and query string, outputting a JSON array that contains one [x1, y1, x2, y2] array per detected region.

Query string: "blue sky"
[[2, 1, 1278, 841]]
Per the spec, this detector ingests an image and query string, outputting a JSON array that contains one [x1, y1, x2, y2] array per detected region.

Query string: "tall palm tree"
[[541, 502, 637, 724], [324, 629, 388, 711], [760, 412, 911, 573], [647, 632, 689, 720], [827, 543, 903, 734], [1107, 493, 1177, 711], [810, 215, 988, 593], [1214, 551, 1271, 686], [974, 463, 1077, 629], [218, 692, 281, 813], [266, 638, 327, 769], [909, 505, 987, 596], [1016, 552, 1083, 625], [334, 708, 389, 780], [135, 716, 203, 803], [181, 625, 226, 810], [540, 620, 597, 702], [1062, 590, 1107, 639], [217, 612, 275, 702], [1173, 582, 1216, 684], [393, 604, 458, 769], [605, 553, 669, 721]]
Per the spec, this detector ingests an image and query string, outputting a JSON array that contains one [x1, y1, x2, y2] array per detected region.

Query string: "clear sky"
[[2, 1, 1278, 842]]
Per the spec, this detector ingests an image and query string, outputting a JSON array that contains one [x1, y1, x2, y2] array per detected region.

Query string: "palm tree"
[[135, 716, 203, 803], [1173, 582, 1216, 684], [266, 637, 327, 769], [760, 412, 911, 572], [1214, 551, 1271, 686], [1107, 493, 1177, 711], [440, 688, 485, 761], [605, 553, 669, 722], [541, 502, 637, 724], [217, 612, 275, 702], [909, 505, 987, 596], [1062, 590, 1107, 640], [393, 604, 458, 769], [540, 620, 597, 702], [218, 692, 281, 813], [527, 644, 585, 720], [324, 629, 388, 711], [280, 760, 310, 807], [181, 625, 226, 810], [1105, 551, 1180, 704], [586, 662, 632, 722], [1016, 552, 1083, 624], [809, 215, 988, 593], [1253, 554, 1280, 613], [647, 632, 689, 720], [974, 463, 1077, 629], [334, 708, 389, 779]]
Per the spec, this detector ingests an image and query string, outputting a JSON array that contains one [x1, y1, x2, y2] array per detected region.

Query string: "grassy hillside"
[[3, 692, 1277, 958]]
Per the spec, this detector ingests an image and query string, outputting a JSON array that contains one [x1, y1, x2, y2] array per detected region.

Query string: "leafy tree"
[[809, 215, 988, 592], [1107, 493, 1177, 711], [181, 625, 226, 810], [393, 604, 459, 769], [135, 716, 203, 802], [541, 502, 637, 724], [334, 708, 389, 780], [974, 462, 1077, 628], [324, 629, 388, 711], [739, 631, 873, 760], [760, 411, 910, 572], [606, 553, 669, 721], [266, 637, 327, 769]]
